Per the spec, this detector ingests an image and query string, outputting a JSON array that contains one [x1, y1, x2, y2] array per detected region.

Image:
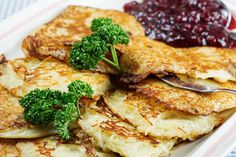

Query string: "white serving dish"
[[0, 0, 235, 156]]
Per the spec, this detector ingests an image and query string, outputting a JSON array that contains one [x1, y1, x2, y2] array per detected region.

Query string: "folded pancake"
[[118, 36, 236, 83], [0, 85, 56, 138], [129, 78, 236, 115], [16, 130, 116, 157], [0, 139, 19, 157], [103, 90, 235, 141], [0, 56, 112, 99], [79, 101, 175, 157], [22, 5, 144, 64]]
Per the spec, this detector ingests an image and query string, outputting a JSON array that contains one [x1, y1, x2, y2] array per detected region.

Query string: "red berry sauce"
[[124, 0, 236, 48]]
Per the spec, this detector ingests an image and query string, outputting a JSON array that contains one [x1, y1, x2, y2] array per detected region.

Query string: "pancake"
[[16, 130, 116, 157], [0, 85, 56, 138], [0, 56, 111, 138], [118, 36, 236, 83], [79, 101, 175, 157], [129, 78, 236, 115], [103, 90, 235, 141], [21, 5, 236, 83], [0, 139, 19, 157], [0, 56, 112, 100], [22, 5, 144, 64], [0, 57, 40, 90]]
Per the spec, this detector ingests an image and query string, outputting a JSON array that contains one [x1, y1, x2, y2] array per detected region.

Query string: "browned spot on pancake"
[[0, 54, 7, 64], [100, 120, 159, 145], [36, 141, 55, 157], [0, 139, 19, 156], [22, 36, 44, 60], [130, 78, 236, 115], [0, 86, 27, 131], [92, 100, 160, 145]]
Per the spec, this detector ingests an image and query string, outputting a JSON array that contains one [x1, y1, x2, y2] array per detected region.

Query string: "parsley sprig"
[[19, 80, 93, 140], [69, 18, 129, 71]]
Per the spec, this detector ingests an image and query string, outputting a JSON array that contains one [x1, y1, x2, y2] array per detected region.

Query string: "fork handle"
[[228, 30, 236, 40], [215, 88, 236, 94]]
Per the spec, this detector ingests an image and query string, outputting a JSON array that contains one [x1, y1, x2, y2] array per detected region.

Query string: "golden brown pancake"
[[0, 57, 40, 90], [0, 130, 116, 157], [129, 78, 236, 115], [118, 36, 236, 83], [0, 85, 56, 138], [79, 101, 176, 157], [16, 129, 117, 157], [0, 56, 111, 138], [22, 5, 144, 64], [103, 90, 235, 140], [22, 6, 236, 83], [0, 57, 112, 100], [0, 139, 20, 157]]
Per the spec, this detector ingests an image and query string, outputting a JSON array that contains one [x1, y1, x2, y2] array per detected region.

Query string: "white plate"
[[0, 0, 235, 156]]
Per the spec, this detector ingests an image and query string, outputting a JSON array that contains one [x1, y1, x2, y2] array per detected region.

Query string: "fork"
[[159, 75, 236, 94]]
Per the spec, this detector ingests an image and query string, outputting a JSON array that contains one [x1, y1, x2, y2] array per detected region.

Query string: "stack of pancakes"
[[1, 6, 236, 157]]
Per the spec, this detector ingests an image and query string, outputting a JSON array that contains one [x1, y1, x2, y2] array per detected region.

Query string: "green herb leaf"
[[19, 80, 93, 140], [69, 17, 130, 71]]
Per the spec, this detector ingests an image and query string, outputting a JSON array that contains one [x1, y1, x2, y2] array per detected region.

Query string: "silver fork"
[[159, 75, 236, 94]]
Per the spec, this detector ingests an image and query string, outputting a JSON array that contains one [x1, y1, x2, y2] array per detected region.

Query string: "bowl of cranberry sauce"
[[124, 0, 236, 48]]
